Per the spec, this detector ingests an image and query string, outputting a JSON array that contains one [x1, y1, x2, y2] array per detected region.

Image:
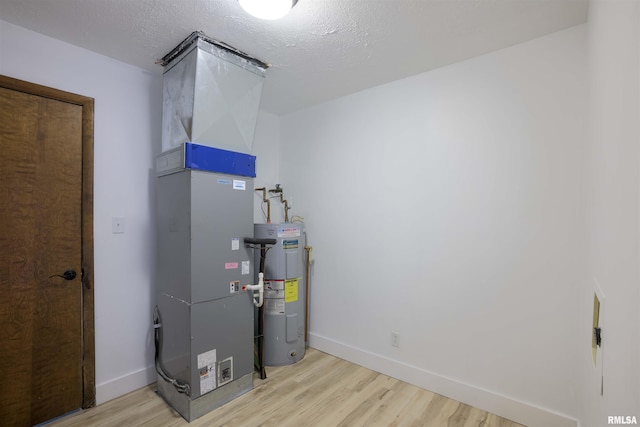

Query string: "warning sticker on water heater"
[[265, 298, 285, 315], [285, 278, 299, 303], [277, 227, 300, 238], [282, 239, 298, 249]]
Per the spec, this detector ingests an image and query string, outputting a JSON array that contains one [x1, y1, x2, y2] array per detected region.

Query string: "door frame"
[[0, 74, 96, 409]]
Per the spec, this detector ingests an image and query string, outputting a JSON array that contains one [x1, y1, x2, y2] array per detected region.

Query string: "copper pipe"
[[281, 196, 290, 222], [255, 187, 271, 223], [268, 185, 290, 223], [267, 200, 271, 223], [304, 245, 312, 346]]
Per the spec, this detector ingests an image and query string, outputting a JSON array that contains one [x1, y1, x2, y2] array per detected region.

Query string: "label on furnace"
[[197, 349, 217, 394]]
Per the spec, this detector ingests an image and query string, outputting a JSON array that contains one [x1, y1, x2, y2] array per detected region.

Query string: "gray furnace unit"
[[154, 33, 268, 422]]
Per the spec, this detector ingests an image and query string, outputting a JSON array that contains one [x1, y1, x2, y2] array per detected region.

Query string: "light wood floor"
[[50, 348, 525, 427]]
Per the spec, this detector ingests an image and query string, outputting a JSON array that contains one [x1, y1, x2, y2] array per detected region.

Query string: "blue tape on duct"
[[184, 143, 256, 177]]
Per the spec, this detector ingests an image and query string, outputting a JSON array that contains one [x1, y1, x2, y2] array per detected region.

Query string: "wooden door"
[[0, 75, 95, 426]]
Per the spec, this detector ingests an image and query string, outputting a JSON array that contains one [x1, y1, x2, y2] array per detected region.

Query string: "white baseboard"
[[96, 365, 156, 405], [309, 333, 578, 427]]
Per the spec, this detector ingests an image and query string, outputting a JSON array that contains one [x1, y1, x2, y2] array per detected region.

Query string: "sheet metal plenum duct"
[[161, 31, 268, 154]]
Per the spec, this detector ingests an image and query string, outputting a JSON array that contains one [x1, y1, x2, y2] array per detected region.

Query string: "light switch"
[[112, 217, 125, 234]]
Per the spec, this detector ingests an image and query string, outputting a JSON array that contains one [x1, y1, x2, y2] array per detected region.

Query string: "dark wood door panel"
[[0, 86, 84, 425]]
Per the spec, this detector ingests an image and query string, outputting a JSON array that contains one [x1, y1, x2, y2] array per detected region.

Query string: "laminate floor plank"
[[362, 381, 419, 426], [394, 388, 438, 427], [49, 348, 525, 427]]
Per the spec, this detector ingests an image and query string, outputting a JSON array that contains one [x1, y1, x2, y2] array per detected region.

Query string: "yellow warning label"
[[285, 278, 299, 303]]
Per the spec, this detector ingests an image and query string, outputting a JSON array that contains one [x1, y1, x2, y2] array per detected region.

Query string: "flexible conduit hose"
[[153, 306, 190, 396]]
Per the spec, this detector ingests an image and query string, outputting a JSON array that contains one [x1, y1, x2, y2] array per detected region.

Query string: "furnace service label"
[[241, 260, 250, 275], [197, 349, 217, 394]]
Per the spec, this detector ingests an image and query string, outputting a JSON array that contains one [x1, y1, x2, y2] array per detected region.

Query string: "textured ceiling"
[[0, 0, 588, 115]]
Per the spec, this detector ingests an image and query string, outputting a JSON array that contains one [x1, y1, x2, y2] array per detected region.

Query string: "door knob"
[[49, 270, 77, 281]]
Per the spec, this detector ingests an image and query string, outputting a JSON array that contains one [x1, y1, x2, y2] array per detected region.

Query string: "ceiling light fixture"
[[238, 0, 298, 20]]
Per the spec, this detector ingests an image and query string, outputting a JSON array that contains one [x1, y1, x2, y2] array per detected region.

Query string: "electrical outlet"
[[230, 281, 239, 293], [391, 331, 400, 348]]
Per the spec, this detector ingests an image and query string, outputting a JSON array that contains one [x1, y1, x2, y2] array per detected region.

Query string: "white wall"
[[0, 19, 163, 404], [280, 26, 587, 426], [581, 1, 640, 425], [252, 110, 283, 224]]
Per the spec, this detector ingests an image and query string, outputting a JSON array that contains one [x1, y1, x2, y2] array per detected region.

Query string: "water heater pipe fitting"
[[268, 185, 290, 222], [245, 272, 264, 307]]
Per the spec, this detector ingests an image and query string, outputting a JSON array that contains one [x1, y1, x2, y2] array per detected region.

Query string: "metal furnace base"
[[157, 372, 253, 422]]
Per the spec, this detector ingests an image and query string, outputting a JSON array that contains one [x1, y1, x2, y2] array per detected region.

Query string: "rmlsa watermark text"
[[609, 416, 638, 425]]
